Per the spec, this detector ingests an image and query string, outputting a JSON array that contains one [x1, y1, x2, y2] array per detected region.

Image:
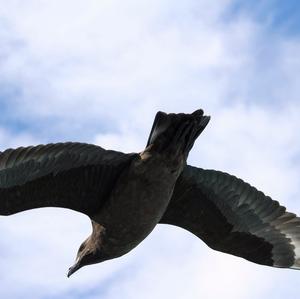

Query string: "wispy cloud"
[[1, 0, 300, 298]]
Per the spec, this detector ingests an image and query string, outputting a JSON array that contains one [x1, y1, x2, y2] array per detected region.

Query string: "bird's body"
[[68, 110, 208, 273], [92, 151, 180, 258], [1, 109, 300, 278]]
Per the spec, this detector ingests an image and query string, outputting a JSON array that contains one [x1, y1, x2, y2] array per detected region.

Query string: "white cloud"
[[0, 0, 257, 123], [1, 1, 300, 299], [0, 127, 39, 150]]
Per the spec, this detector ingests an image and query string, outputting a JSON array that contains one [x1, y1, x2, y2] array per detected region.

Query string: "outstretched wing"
[[160, 165, 300, 269], [0, 142, 136, 217]]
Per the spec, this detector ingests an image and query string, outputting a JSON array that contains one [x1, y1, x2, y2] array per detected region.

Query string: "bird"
[[0, 109, 300, 278]]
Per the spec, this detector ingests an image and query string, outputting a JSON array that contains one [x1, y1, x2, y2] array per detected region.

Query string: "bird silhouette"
[[0, 109, 299, 278]]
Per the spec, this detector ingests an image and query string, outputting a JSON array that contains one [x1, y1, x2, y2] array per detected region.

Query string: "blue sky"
[[227, 0, 300, 35], [1, 0, 300, 298]]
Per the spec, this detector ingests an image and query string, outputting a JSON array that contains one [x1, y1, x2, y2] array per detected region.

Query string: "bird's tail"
[[146, 109, 210, 157]]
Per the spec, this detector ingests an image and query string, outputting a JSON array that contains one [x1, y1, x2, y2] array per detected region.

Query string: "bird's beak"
[[67, 260, 81, 278]]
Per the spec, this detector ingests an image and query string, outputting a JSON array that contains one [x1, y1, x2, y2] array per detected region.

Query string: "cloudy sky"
[[1, 0, 300, 298]]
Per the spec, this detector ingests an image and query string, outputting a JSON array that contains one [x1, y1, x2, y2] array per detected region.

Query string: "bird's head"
[[67, 222, 107, 277]]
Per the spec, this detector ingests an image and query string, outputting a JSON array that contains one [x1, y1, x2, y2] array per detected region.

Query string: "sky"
[[0, 0, 300, 298]]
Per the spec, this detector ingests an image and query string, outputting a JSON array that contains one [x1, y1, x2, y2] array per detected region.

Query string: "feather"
[[0, 142, 136, 217], [161, 165, 300, 269]]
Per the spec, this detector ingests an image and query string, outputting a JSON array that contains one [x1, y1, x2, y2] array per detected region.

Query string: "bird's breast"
[[93, 152, 183, 255]]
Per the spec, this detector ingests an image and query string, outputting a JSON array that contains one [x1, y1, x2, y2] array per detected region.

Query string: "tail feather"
[[146, 109, 210, 155]]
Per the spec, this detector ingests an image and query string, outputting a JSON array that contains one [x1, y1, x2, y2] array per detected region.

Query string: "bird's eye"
[[79, 244, 85, 252]]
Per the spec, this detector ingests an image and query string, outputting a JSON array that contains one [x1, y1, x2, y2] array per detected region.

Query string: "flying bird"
[[0, 109, 300, 278]]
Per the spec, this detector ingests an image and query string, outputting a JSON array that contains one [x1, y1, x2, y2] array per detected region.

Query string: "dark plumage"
[[0, 109, 300, 278]]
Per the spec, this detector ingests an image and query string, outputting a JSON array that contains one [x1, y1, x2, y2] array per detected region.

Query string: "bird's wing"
[[160, 165, 300, 269], [0, 142, 136, 217]]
